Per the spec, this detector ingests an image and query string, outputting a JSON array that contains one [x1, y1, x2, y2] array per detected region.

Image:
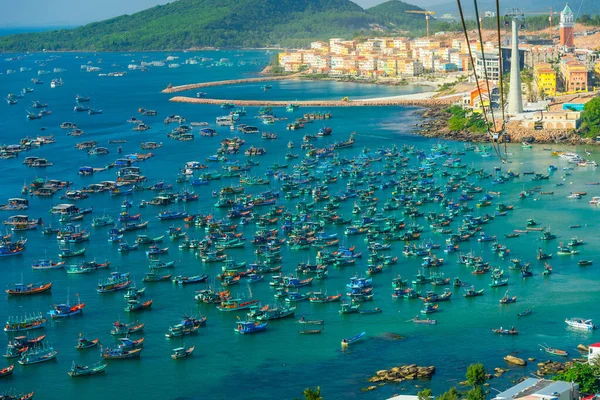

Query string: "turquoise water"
[[0, 50, 600, 400]]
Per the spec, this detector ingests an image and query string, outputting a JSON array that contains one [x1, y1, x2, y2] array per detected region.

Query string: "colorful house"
[[534, 63, 556, 97]]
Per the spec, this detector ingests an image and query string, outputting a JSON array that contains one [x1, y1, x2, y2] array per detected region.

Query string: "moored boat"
[[341, 331, 365, 347], [68, 361, 107, 377]]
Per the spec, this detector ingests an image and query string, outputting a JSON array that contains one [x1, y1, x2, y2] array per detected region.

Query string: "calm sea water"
[[0, 50, 599, 400]]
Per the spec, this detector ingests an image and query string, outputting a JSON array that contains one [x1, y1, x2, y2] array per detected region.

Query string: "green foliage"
[[301, 387, 323, 400], [466, 363, 487, 387], [553, 362, 600, 393], [577, 15, 600, 26], [466, 386, 486, 400], [418, 388, 433, 400], [578, 97, 600, 138], [437, 387, 460, 400], [0, 0, 431, 51]]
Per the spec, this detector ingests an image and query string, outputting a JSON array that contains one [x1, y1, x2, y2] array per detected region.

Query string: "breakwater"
[[169, 96, 455, 107], [162, 73, 302, 93]]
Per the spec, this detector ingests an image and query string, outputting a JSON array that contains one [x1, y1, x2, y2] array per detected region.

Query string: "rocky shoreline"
[[413, 108, 595, 146]]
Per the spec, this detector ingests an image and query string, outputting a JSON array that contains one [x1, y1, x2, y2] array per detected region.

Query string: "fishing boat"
[[565, 318, 595, 331], [6, 282, 52, 296], [492, 327, 518, 335], [75, 334, 99, 349], [146, 246, 168, 256], [234, 320, 267, 334], [101, 346, 142, 359], [217, 299, 259, 312], [18, 345, 58, 365], [539, 343, 568, 357], [499, 290, 517, 304], [517, 309, 532, 318], [48, 296, 85, 319], [172, 274, 208, 285], [68, 361, 107, 377], [297, 316, 324, 325], [142, 271, 172, 282], [110, 321, 145, 336], [339, 302, 360, 314], [255, 305, 296, 321], [0, 364, 14, 377], [463, 286, 484, 297], [410, 316, 437, 325], [58, 247, 86, 258], [91, 215, 114, 227], [171, 346, 195, 360], [4, 314, 47, 332], [97, 272, 132, 293], [341, 331, 365, 347], [124, 299, 153, 313], [298, 329, 323, 334]]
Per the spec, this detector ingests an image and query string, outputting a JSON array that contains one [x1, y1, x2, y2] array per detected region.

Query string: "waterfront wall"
[[169, 96, 455, 107]]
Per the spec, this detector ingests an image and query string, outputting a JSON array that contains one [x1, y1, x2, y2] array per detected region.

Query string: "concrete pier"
[[162, 73, 302, 93], [169, 96, 456, 107]]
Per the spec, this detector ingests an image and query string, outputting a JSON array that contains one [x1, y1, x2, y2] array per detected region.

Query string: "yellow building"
[[594, 61, 600, 79], [534, 63, 557, 97]]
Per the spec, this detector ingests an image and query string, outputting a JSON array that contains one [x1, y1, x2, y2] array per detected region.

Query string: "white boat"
[[565, 318, 595, 331], [50, 78, 63, 88], [589, 196, 600, 205]]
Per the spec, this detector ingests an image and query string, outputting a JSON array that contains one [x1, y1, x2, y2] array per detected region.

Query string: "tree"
[[302, 387, 323, 400], [437, 387, 460, 400], [579, 97, 600, 138], [466, 363, 487, 387], [418, 388, 433, 400], [466, 386, 486, 400], [553, 362, 600, 394]]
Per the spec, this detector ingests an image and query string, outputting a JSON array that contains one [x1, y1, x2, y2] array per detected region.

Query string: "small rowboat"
[[410, 316, 437, 325], [76, 334, 99, 349], [68, 361, 107, 377], [517, 309, 532, 317], [0, 364, 14, 377], [298, 317, 324, 325], [359, 308, 382, 314], [341, 331, 365, 347], [540, 343, 568, 357], [298, 329, 323, 334], [492, 327, 518, 335], [171, 346, 194, 360]]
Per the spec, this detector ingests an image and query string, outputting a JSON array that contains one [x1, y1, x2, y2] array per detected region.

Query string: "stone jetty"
[[162, 73, 302, 93], [169, 96, 454, 107]]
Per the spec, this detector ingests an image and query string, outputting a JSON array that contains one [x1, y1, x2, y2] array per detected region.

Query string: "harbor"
[[1, 49, 600, 400]]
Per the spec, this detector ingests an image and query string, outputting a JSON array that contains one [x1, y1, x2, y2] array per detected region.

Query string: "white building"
[[405, 60, 424, 76], [474, 52, 501, 83], [493, 378, 578, 400]]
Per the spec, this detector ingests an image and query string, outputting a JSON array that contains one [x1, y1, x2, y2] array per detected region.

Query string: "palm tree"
[[298, 387, 322, 400]]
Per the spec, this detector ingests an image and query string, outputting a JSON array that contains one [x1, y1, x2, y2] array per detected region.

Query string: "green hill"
[[0, 0, 429, 52]]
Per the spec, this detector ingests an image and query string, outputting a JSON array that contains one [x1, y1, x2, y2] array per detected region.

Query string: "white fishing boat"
[[565, 318, 595, 331]]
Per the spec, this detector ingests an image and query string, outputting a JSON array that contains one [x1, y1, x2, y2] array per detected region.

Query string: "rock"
[[505, 355, 527, 366], [376, 370, 388, 377], [460, 381, 470, 386], [577, 344, 589, 352], [405, 374, 416, 380], [528, 358, 536, 362]]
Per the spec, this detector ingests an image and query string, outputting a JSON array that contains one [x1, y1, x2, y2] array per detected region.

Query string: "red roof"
[[588, 343, 600, 348]]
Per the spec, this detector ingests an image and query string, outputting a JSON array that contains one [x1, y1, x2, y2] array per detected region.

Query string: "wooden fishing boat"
[[297, 316, 324, 325], [578, 260, 593, 266], [143, 271, 172, 282], [4, 313, 47, 332], [171, 346, 194, 360], [298, 329, 323, 334], [499, 291, 517, 304], [463, 287, 484, 297], [124, 299, 152, 313], [234, 320, 267, 334], [341, 331, 365, 347], [48, 297, 85, 319], [517, 309, 532, 317], [31, 259, 64, 270], [172, 274, 208, 285], [410, 316, 437, 325], [101, 346, 142, 359], [76, 334, 99, 349], [217, 299, 259, 312], [0, 364, 14, 377], [18, 346, 58, 365], [58, 248, 86, 258], [6, 282, 52, 295], [492, 327, 518, 335], [68, 361, 107, 377], [539, 343, 568, 357], [110, 321, 145, 336], [359, 308, 382, 314]]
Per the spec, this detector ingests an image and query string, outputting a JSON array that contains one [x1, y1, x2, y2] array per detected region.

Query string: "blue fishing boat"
[[157, 210, 189, 220], [341, 331, 365, 347], [234, 320, 267, 334]]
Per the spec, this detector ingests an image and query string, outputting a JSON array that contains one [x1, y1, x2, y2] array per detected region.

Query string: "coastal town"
[[277, 3, 600, 142]]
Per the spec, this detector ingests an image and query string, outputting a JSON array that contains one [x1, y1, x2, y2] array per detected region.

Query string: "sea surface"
[[0, 50, 599, 400]]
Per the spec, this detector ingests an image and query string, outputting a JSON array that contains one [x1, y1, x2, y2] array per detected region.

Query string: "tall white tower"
[[507, 18, 523, 114]]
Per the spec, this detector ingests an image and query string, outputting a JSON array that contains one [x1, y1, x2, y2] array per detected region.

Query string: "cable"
[[455, 0, 506, 162]]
